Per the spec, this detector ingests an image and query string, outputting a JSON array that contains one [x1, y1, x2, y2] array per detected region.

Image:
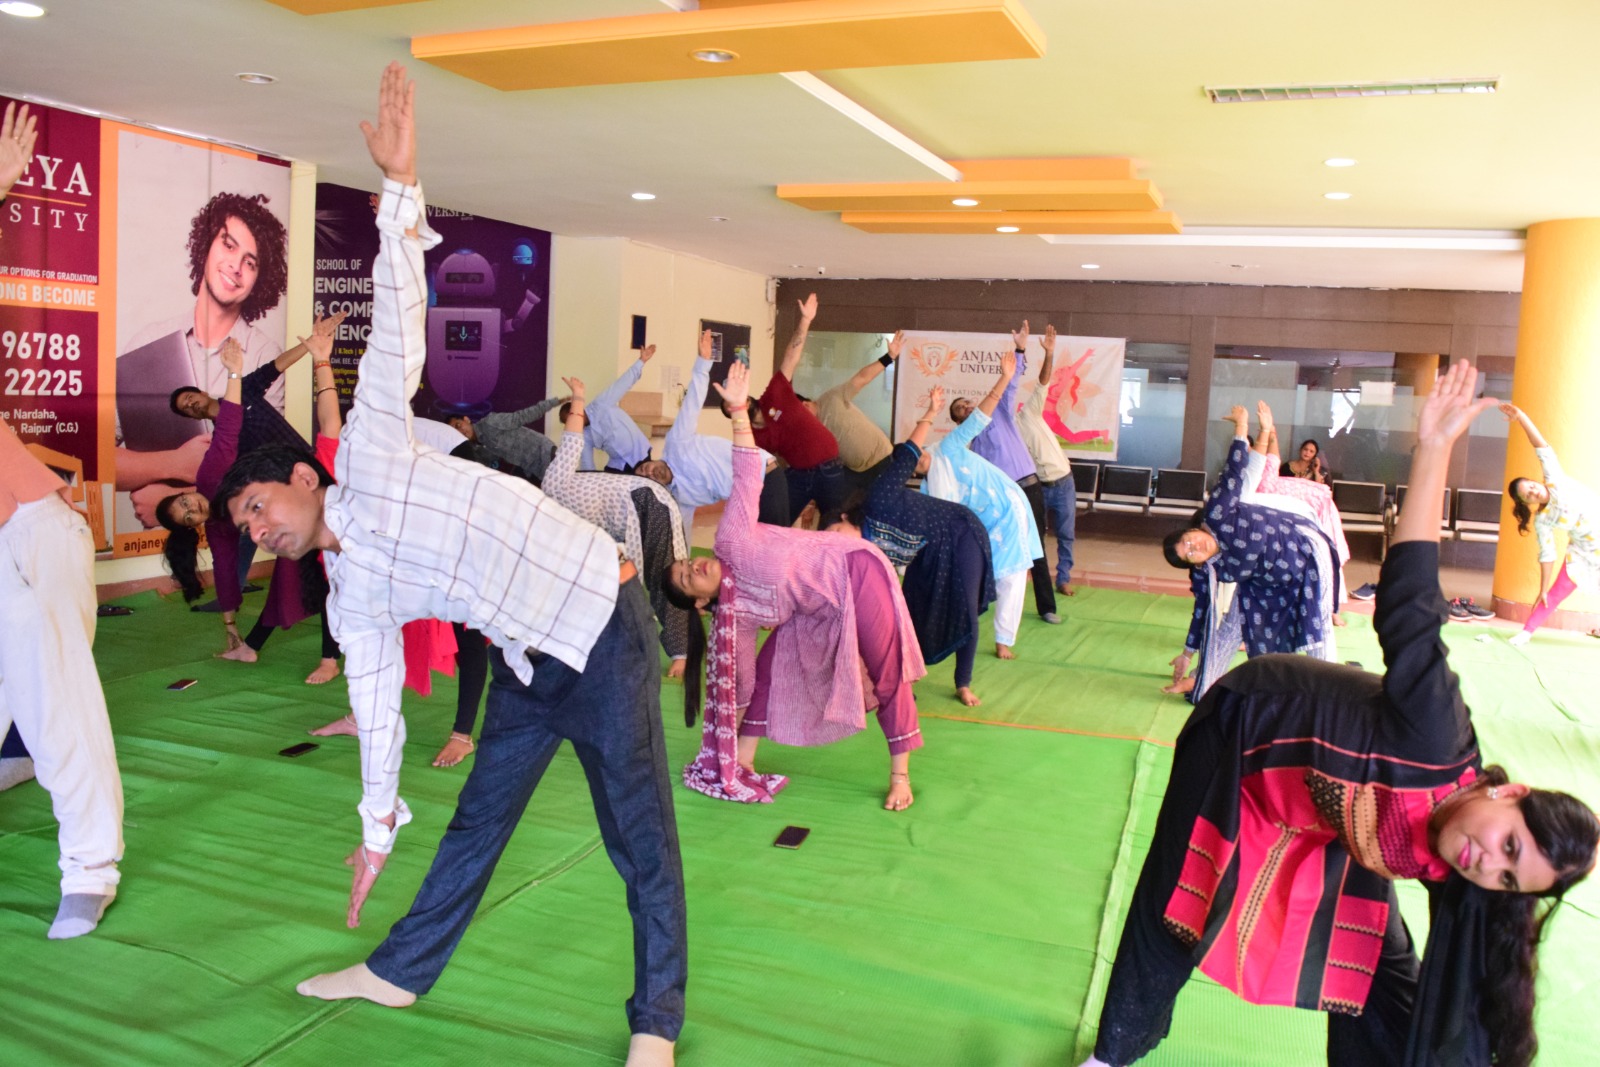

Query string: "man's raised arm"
[[839, 329, 901, 401], [343, 62, 440, 456], [777, 292, 818, 380], [668, 330, 716, 448]]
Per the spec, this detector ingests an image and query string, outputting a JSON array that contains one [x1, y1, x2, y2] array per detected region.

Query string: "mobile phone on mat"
[[773, 825, 810, 850], [278, 742, 319, 758], [166, 678, 198, 691]]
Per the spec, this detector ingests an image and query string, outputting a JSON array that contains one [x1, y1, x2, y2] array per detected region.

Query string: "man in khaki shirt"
[[1020, 325, 1077, 595], [805, 331, 898, 477]]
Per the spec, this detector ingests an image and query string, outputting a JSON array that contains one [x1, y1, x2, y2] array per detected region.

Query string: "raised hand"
[[926, 385, 944, 414], [1011, 319, 1030, 351], [1498, 402, 1522, 421], [220, 336, 245, 375], [344, 843, 386, 929], [1042, 323, 1057, 353], [1256, 400, 1274, 434], [697, 328, 714, 362], [639, 343, 656, 363], [0, 101, 39, 198], [712, 358, 750, 411], [798, 292, 818, 323], [999, 351, 1016, 380], [1416, 358, 1495, 451], [560, 376, 586, 402], [312, 308, 348, 342], [359, 62, 416, 185], [886, 329, 904, 361]]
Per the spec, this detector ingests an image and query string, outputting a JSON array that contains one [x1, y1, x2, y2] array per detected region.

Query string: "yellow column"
[[1493, 219, 1600, 618]]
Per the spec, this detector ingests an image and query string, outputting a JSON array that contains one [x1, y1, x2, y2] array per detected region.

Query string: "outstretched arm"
[[777, 292, 818, 380], [304, 327, 342, 438], [908, 386, 944, 451], [840, 330, 902, 400], [1252, 401, 1274, 456], [976, 352, 1017, 418], [276, 309, 348, 374], [1039, 324, 1057, 385], [1500, 402, 1549, 450], [593, 346, 649, 409], [1394, 360, 1496, 545]]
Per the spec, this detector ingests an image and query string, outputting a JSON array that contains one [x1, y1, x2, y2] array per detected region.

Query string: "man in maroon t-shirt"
[[726, 293, 857, 523]]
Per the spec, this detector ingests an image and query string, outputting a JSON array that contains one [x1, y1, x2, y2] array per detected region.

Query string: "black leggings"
[[450, 622, 490, 736], [244, 611, 340, 660], [952, 537, 987, 689], [1020, 478, 1057, 617]]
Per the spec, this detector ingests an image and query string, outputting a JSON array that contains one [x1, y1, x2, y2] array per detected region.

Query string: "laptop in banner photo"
[[117, 331, 208, 452]]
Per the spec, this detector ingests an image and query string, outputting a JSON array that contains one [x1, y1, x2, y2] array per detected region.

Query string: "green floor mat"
[[2, 584, 1597, 1065]]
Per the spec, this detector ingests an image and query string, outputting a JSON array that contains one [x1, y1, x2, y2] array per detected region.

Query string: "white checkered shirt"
[[323, 180, 620, 852]]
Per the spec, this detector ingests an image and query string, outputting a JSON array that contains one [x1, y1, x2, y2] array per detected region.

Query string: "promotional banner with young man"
[[0, 93, 291, 557]]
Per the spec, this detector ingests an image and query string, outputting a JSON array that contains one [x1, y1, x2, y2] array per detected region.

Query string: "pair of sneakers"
[[1448, 596, 1494, 622]]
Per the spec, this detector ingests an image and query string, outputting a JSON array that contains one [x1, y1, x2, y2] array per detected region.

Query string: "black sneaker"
[[1351, 583, 1377, 601], [1459, 597, 1494, 620], [1447, 598, 1474, 622]]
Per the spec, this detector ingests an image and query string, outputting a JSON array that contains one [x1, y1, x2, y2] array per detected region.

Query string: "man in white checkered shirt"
[[215, 65, 684, 1067]]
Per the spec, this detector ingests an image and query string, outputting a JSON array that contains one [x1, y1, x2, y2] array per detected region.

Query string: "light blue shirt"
[[662, 355, 771, 530], [923, 409, 1042, 579], [582, 357, 653, 471]]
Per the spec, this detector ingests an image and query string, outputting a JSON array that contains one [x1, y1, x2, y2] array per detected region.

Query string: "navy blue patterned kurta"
[[1185, 439, 1338, 699], [863, 442, 996, 664]]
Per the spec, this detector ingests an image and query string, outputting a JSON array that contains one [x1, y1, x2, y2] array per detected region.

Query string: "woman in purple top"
[[666, 360, 926, 811]]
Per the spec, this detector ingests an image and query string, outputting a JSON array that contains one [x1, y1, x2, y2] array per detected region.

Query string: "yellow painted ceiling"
[[6, 1, 1598, 289]]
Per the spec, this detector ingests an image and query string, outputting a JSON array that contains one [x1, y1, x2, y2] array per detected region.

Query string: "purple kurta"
[[715, 446, 925, 746]]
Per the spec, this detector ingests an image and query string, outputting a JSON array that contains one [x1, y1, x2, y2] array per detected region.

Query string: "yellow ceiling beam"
[[779, 178, 1162, 212], [840, 210, 1183, 235], [412, 0, 1046, 92], [263, 0, 420, 13]]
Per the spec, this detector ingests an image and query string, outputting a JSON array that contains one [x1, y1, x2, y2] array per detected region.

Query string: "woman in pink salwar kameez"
[[667, 361, 926, 811]]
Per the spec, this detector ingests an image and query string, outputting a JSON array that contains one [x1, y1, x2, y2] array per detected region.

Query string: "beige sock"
[[296, 962, 416, 1007], [625, 1033, 675, 1067]]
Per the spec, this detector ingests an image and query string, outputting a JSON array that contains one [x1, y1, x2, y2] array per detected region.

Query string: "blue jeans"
[[1041, 476, 1077, 587], [366, 580, 687, 1039]]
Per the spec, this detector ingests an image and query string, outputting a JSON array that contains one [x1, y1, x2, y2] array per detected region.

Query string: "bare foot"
[[296, 962, 415, 1007], [885, 773, 914, 811], [994, 643, 1015, 660], [432, 732, 475, 767], [1056, 582, 1077, 596], [216, 644, 258, 663], [1332, 612, 1347, 628], [955, 686, 981, 707], [305, 658, 341, 685], [626, 1033, 675, 1067], [310, 714, 359, 737]]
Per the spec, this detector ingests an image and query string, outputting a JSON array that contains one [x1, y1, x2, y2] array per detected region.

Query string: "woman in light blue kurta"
[[921, 406, 1042, 652]]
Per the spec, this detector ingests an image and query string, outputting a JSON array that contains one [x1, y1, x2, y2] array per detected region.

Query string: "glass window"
[[1118, 343, 1188, 470], [791, 331, 896, 437]]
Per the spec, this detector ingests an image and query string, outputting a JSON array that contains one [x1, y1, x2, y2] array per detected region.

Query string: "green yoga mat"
[[2, 586, 1595, 1065]]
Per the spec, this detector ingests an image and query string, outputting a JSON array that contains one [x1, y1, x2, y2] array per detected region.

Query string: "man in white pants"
[[0, 101, 125, 940]]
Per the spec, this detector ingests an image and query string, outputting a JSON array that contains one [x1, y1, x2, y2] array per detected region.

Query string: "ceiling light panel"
[[779, 178, 1162, 213], [412, 0, 1047, 92], [263, 0, 416, 12]]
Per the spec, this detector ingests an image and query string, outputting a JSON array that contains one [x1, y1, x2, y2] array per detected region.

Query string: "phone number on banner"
[[3, 329, 85, 396]]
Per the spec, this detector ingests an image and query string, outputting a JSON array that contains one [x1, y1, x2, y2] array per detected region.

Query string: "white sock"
[[1509, 631, 1532, 647], [48, 892, 113, 940], [0, 757, 36, 792], [296, 962, 416, 1007]]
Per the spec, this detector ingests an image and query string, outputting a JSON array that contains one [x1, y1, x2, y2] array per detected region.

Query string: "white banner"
[[894, 330, 1126, 461]]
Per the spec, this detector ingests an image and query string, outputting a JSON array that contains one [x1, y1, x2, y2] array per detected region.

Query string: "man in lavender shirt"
[[953, 319, 1060, 624]]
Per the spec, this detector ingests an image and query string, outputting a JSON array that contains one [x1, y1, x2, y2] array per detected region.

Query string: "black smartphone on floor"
[[166, 678, 198, 691], [773, 825, 810, 850], [278, 742, 319, 758]]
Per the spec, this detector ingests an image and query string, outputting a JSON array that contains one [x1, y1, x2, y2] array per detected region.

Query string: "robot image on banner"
[[425, 245, 541, 418]]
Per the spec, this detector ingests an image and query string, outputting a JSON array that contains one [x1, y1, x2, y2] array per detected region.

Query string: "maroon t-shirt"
[[751, 371, 839, 470]]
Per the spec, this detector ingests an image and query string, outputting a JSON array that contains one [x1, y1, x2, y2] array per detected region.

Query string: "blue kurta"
[[922, 409, 1042, 580]]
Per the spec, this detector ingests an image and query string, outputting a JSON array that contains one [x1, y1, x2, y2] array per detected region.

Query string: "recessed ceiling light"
[[1080, 263, 1101, 270], [1324, 191, 1352, 200], [996, 225, 1020, 233], [1324, 157, 1357, 168], [0, 2, 46, 17], [708, 216, 728, 222], [631, 192, 656, 201], [691, 48, 738, 64], [951, 197, 980, 207], [236, 72, 276, 86]]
